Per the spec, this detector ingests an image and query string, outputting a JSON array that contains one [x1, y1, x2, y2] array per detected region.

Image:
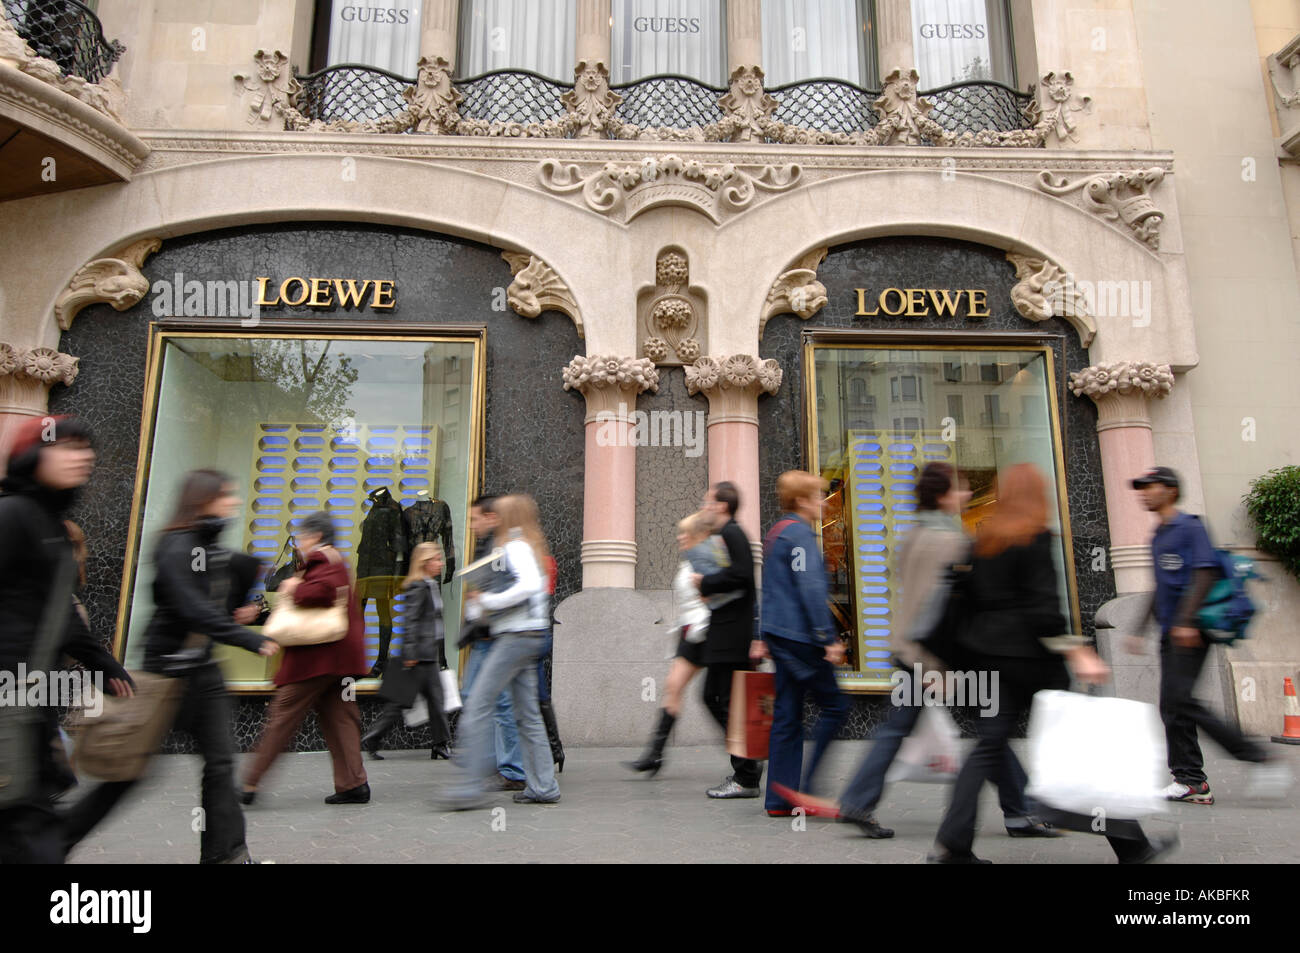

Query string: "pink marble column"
[[1069, 362, 1174, 594], [562, 355, 659, 588], [686, 354, 783, 566]]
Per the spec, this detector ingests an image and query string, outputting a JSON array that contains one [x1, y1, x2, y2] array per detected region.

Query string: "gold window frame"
[[802, 330, 1081, 693], [113, 324, 488, 693]]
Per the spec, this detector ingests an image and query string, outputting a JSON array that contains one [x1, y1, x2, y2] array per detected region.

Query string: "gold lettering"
[[308, 277, 332, 307], [906, 288, 926, 316], [280, 277, 310, 307], [332, 279, 372, 308], [255, 276, 279, 307], [968, 289, 989, 318], [928, 289, 962, 316], [855, 287, 879, 316], [879, 288, 907, 316], [371, 280, 396, 310]]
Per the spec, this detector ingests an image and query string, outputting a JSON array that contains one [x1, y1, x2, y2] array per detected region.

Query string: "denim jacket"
[[759, 513, 833, 646]]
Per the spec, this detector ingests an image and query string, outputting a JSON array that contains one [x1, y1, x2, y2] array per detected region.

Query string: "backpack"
[[1193, 518, 1260, 644]]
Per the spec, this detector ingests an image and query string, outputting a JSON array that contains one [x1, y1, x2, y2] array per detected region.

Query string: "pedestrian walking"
[[695, 482, 765, 799], [439, 494, 559, 808], [625, 510, 739, 775], [833, 462, 1059, 839], [536, 549, 564, 773], [1129, 466, 1291, 803], [928, 463, 1168, 863], [0, 417, 135, 864], [459, 494, 527, 791], [362, 541, 453, 760], [759, 471, 851, 815], [241, 509, 370, 805]]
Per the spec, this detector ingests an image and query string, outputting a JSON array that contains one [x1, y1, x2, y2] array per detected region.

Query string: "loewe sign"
[[255, 276, 396, 310], [853, 286, 990, 319]]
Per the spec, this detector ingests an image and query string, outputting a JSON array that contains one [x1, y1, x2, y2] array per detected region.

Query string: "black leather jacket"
[[397, 579, 444, 662]]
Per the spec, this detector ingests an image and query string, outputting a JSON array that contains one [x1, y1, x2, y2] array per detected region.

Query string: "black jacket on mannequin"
[[356, 487, 405, 579], [402, 497, 455, 583]]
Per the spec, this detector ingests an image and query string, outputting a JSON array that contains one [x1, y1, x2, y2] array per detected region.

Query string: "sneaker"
[[707, 776, 761, 799], [1163, 780, 1214, 805], [511, 792, 561, 804], [1246, 760, 1294, 801]]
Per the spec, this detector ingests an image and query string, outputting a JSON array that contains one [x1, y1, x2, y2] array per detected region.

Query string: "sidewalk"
[[65, 741, 1299, 864]]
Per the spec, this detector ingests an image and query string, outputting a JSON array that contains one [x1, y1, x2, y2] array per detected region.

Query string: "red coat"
[[273, 547, 366, 686]]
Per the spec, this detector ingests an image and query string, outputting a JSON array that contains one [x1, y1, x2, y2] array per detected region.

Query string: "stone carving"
[[501, 251, 583, 337], [561, 60, 621, 139], [639, 250, 706, 366], [537, 154, 802, 224], [562, 355, 660, 418], [718, 65, 777, 143], [1268, 39, 1300, 108], [54, 237, 161, 330], [1069, 362, 1173, 400], [1023, 71, 1092, 144], [1037, 168, 1166, 249], [0, 15, 127, 123], [685, 355, 784, 414], [761, 247, 829, 335], [0, 342, 79, 386], [872, 68, 935, 146], [404, 55, 463, 134], [1006, 252, 1096, 347], [235, 50, 301, 126]]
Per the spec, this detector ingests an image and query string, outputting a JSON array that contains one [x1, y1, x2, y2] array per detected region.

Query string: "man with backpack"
[[1129, 466, 1291, 803]]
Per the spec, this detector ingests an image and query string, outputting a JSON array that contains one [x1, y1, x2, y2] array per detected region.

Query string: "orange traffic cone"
[[1272, 677, 1300, 745]]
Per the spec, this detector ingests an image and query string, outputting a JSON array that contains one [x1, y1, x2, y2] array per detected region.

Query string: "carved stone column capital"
[[562, 355, 659, 421], [502, 252, 583, 338], [0, 343, 79, 415], [684, 355, 782, 425], [1069, 361, 1173, 430], [54, 237, 161, 330]]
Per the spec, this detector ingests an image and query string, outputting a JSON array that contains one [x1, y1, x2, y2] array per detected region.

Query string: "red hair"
[[974, 463, 1050, 558]]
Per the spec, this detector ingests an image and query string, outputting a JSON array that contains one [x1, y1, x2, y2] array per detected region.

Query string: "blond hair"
[[403, 541, 444, 588], [677, 511, 713, 542], [492, 493, 551, 569]]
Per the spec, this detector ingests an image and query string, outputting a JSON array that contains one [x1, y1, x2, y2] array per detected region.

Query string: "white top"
[[672, 558, 710, 643], [476, 537, 549, 634]]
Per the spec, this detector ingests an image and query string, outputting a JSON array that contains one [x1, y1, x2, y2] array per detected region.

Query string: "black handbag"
[[265, 537, 302, 593], [914, 561, 974, 670]]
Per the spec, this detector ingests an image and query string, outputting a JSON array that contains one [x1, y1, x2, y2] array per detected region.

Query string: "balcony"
[[284, 59, 1048, 148], [0, 0, 145, 201]]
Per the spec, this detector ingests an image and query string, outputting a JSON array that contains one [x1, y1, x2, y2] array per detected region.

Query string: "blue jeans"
[[764, 634, 850, 811], [840, 665, 1031, 820], [446, 631, 559, 802], [462, 638, 524, 781]]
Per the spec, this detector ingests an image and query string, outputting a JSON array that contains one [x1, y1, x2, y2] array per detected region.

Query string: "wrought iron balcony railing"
[[280, 58, 1071, 148], [3, 0, 124, 84]]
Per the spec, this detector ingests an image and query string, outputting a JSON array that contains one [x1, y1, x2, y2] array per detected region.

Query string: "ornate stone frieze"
[[560, 60, 621, 139], [54, 237, 161, 330], [761, 247, 828, 335], [562, 355, 659, 420], [235, 50, 301, 127], [0, 15, 126, 123], [1005, 252, 1096, 347], [718, 65, 777, 143], [638, 249, 706, 366], [501, 251, 583, 337], [1037, 168, 1166, 249], [0, 342, 79, 415], [684, 355, 782, 425], [537, 154, 801, 224], [1023, 71, 1091, 144], [404, 55, 462, 134], [1068, 361, 1173, 431]]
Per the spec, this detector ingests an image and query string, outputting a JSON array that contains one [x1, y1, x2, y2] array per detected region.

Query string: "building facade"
[[1, 0, 1298, 747]]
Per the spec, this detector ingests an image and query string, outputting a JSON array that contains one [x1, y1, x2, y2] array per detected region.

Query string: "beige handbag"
[[72, 672, 185, 782], [264, 548, 351, 647]]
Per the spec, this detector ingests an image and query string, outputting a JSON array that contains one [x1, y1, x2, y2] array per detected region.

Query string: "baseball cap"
[[1131, 466, 1179, 490]]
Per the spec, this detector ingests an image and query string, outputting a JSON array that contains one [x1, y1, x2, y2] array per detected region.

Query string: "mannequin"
[[402, 489, 455, 584], [356, 485, 405, 676]]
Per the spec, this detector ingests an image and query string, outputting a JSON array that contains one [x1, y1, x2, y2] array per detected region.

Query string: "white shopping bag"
[[440, 667, 462, 714], [403, 695, 429, 728], [1025, 690, 1166, 819], [885, 706, 960, 784]]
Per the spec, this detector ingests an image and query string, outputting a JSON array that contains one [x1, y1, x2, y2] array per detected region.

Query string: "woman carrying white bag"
[[929, 464, 1177, 864]]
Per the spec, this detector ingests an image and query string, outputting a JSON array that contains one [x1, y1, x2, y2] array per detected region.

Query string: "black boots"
[[625, 709, 675, 776], [361, 708, 401, 760], [539, 699, 565, 773]]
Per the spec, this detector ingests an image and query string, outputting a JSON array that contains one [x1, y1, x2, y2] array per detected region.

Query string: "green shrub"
[[1243, 465, 1300, 579]]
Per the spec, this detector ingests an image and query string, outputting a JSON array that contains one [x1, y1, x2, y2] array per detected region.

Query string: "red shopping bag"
[[726, 670, 775, 760]]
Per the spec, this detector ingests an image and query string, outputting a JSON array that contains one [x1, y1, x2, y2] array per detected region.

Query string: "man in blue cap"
[[1129, 466, 1289, 803]]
